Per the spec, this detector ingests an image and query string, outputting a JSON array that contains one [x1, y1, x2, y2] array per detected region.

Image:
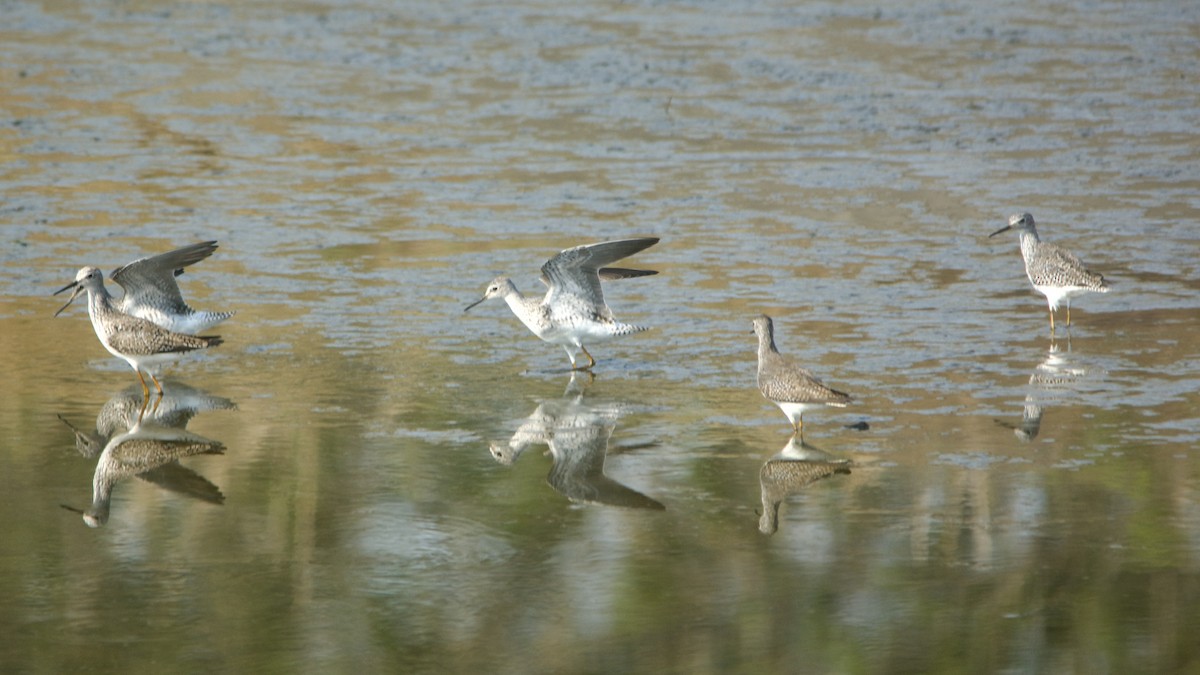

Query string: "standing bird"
[[53, 241, 234, 334], [989, 213, 1109, 335], [752, 314, 852, 439], [465, 237, 659, 370], [758, 437, 851, 535], [54, 267, 223, 398], [65, 417, 226, 528]]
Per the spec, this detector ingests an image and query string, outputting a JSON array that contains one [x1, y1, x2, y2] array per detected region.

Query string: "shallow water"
[[2, 0, 1199, 672]]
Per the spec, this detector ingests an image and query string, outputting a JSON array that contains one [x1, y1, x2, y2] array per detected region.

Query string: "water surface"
[[2, 0, 1199, 672]]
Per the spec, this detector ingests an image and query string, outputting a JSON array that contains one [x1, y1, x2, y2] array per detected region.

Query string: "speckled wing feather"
[[111, 241, 219, 316], [1027, 242, 1107, 290], [111, 438, 225, 470], [103, 313, 222, 356], [758, 353, 852, 405], [761, 458, 852, 491]]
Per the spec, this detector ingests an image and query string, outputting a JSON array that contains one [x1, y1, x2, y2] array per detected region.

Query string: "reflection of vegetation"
[[4, 290, 1198, 672]]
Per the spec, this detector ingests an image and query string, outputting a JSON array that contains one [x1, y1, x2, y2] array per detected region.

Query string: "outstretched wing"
[[540, 237, 659, 319], [598, 267, 658, 281], [111, 241, 220, 315]]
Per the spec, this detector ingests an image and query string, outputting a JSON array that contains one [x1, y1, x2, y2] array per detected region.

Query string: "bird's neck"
[[84, 286, 118, 339], [759, 498, 780, 534], [1018, 230, 1040, 260], [499, 287, 526, 313], [86, 285, 116, 318], [757, 331, 779, 362], [502, 289, 546, 332]]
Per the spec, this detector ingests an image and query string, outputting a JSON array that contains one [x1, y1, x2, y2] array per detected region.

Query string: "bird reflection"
[[758, 435, 851, 535], [996, 340, 1092, 442], [489, 374, 664, 510], [58, 381, 235, 457], [59, 381, 234, 527]]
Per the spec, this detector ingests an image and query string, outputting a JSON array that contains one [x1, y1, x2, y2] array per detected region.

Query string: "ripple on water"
[[356, 506, 517, 594]]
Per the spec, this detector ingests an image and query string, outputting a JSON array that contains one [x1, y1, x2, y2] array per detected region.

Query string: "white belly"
[[1034, 284, 1088, 311]]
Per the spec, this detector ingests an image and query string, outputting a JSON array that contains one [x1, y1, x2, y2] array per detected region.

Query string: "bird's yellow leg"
[[1049, 309, 1056, 336], [135, 369, 150, 400], [149, 372, 165, 396], [574, 345, 595, 370], [1065, 304, 1072, 327]]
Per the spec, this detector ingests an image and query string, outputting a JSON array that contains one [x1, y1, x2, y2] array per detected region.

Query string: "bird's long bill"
[[463, 296, 487, 312], [53, 282, 83, 317], [988, 224, 1013, 238]]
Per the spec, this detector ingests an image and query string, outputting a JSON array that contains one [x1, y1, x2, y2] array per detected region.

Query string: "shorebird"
[[758, 437, 851, 535], [58, 384, 232, 527], [989, 213, 1109, 335], [58, 381, 236, 457], [465, 237, 659, 370], [66, 417, 226, 528], [489, 391, 663, 509], [54, 241, 233, 334], [752, 314, 852, 438], [54, 267, 223, 397], [994, 342, 1092, 442]]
